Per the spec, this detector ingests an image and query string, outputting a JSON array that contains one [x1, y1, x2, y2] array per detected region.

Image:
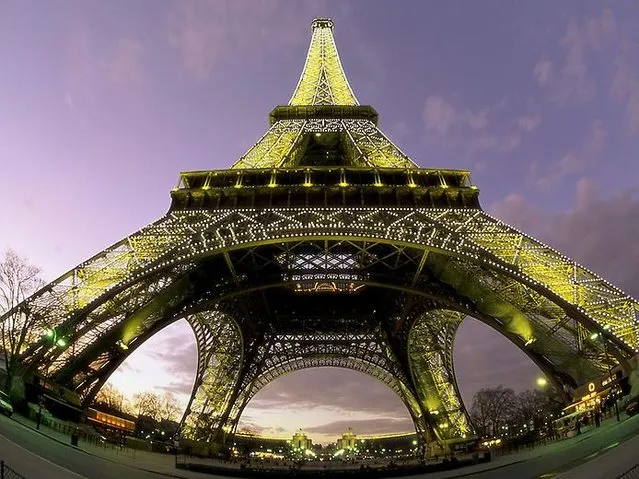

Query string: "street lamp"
[[536, 377, 548, 388], [591, 327, 620, 422], [37, 328, 69, 429]]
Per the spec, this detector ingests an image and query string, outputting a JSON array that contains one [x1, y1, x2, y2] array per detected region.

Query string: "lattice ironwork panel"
[[231, 118, 416, 169], [341, 119, 416, 168], [408, 309, 472, 441], [188, 331, 430, 441], [181, 310, 243, 442], [8, 207, 637, 381], [231, 119, 306, 169], [289, 18, 358, 106], [4, 206, 637, 449]]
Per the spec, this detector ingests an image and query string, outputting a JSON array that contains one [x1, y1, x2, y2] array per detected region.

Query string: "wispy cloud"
[[535, 9, 617, 105], [249, 367, 408, 415], [423, 96, 457, 135], [611, 37, 639, 136], [305, 418, 414, 436], [167, 0, 333, 81], [109, 38, 144, 85], [530, 119, 605, 191], [517, 115, 541, 132], [533, 60, 552, 85]]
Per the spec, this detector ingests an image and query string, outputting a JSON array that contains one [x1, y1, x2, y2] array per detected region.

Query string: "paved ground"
[[1, 412, 638, 478], [0, 414, 223, 479]]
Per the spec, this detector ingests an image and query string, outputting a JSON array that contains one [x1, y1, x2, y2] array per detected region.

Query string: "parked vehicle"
[[625, 396, 639, 417], [0, 390, 13, 417]]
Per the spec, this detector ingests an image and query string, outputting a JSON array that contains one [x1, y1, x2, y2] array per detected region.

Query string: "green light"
[[56, 338, 67, 348], [44, 329, 54, 339], [590, 332, 599, 340]]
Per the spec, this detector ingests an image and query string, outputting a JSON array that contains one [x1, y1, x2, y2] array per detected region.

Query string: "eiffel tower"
[[5, 18, 639, 454]]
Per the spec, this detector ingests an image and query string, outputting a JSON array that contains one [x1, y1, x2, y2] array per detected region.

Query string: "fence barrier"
[[0, 460, 26, 479], [617, 463, 639, 479]]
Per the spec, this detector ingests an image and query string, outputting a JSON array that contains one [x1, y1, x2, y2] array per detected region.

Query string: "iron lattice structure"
[[3, 18, 639, 450]]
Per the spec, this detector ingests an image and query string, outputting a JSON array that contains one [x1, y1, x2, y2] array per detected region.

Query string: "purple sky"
[[2, 1, 639, 444]]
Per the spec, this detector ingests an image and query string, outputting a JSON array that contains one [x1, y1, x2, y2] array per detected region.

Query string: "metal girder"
[[16, 206, 631, 354], [3, 207, 637, 447], [289, 18, 358, 107], [230, 118, 416, 169], [408, 309, 470, 442]]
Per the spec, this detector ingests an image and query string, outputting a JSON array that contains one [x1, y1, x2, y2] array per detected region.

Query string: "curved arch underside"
[[5, 207, 639, 446]]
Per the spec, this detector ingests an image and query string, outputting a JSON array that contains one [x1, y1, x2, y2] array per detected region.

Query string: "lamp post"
[[590, 327, 620, 422], [37, 328, 68, 429]]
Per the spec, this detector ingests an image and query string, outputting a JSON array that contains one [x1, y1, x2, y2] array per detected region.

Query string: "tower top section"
[[289, 17, 359, 106]]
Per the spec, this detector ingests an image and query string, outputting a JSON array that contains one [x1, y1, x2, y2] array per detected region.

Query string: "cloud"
[[469, 134, 520, 152], [422, 95, 529, 160], [558, 18, 591, 101], [158, 377, 196, 397], [168, 2, 225, 81], [109, 38, 144, 85], [530, 119, 605, 190], [465, 109, 489, 130], [533, 60, 552, 85], [423, 99, 489, 135], [423, 96, 457, 135], [249, 368, 409, 416], [517, 116, 541, 132], [611, 38, 639, 136], [304, 418, 414, 436], [538, 9, 617, 105], [584, 9, 616, 50], [167, 0, 332, 81], [65, 26, 145, 116], [490, 180, 639, 298]]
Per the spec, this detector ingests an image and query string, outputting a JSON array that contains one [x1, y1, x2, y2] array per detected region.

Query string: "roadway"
[[1, 412, 638, 478], [0, 414, 225, 479], [411, 413, 639, 479]]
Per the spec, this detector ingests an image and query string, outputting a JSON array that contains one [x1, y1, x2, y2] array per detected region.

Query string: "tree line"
[[470, 385, 565, 439], [93, 383, 181, 423]]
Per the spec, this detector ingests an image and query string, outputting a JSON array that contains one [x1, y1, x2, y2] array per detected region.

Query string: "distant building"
[[336, 428, 358, 451], [334, 431, 420, 458], [292, 430, 312, 451]]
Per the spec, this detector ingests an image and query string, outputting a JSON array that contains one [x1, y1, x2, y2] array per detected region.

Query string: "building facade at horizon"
[[2, 17, 639, 456]]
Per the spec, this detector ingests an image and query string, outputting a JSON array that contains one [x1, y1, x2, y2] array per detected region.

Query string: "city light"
[[536, 377, 548, 387]]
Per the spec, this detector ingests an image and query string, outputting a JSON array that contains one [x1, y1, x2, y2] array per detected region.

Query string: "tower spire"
[[289, 18, 359, 106]]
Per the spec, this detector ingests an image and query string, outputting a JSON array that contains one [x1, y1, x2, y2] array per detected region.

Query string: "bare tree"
[[132, 391, 162, 419], [131, 391, 181, 421], [159, 392, 180, 422], [93, 383, 125, 411], [470, 385, 517, 437], [515, 389, 547, 428], [0, 250, 44, 397]]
